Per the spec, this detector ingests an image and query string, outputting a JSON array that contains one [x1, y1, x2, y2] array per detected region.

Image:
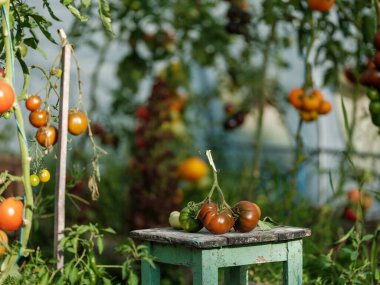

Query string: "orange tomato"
[[302, 96, 321, 111], [310, 90, 324, 102], [300, 110, 318, 122], [0, 230, 8, 256], [0, 198, 23, 231], [288, 88, 304, 109], [177, 157, 209, 182], [308, 0, 334, 12], [318, 101, 332, 114]]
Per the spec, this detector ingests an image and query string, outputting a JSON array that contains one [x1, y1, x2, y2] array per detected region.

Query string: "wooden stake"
[[54, 29, 71, 269]]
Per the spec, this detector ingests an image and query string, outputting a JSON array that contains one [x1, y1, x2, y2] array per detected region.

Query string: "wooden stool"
[[131, 226, 311, 285]]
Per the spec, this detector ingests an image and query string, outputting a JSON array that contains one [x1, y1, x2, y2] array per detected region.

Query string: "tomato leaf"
[[102, 227, 116, 234], [42, 0, 62, 22], [82, 0, 92, 8], [97, 236, 104, 254], [67, 4, 89, 22], [98, 0, 114, 36]]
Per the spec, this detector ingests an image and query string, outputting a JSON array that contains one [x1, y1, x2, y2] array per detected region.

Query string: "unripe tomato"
[[0, 80, 15, 113], [39, 169, 51, 183], [68, 110, 88, 136], [29, 109, 49, 128], [30, 174, 40, 187], [0, 198, 24, 231], [36, 126, 58, 148], [179, 206, 203, 232], [168, 211, 182, 229], [25, 95, 42, 111], [0, 230, 8, 256]]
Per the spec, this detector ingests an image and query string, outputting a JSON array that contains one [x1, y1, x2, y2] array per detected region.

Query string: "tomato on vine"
[[30, 174, 40, 187], [29, 109, 49, 128], [25, 95, 42, 111], [39, 169, 51, 183], [198, 202, 235, 235], [36, 125, 58, 148], [0, 80, 15, 113], [68, 110, 88, 136], [233, 201, 261, 233], [0, 198, 24, 231]]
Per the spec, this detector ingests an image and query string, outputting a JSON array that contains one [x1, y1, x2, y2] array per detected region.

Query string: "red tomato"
[[233, 201, 261, 233], [308, 0, 334, 12], [36, 125, 58, 148], [0, 198, 23, 231], [0, 80, 15, 113], [68, 110, 88, 136], [29, 109, 49, 128], [343, 206, 357, 222], [199, 202, 235, 235], [25, 95, 42, 111]]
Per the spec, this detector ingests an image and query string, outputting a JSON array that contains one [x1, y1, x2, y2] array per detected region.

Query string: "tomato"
[[168, 211, 182, 229], [36, 126, 58, 148], [68, 110, 88, 136], [39, 169, 51, 183], [199, 202, 235, 235], [136, 105, 150, 122], [343, 206, 357, 222], [367, 89, 380, 101], [308, 0, 334, 12], [25, 95, 42, 111], [29, 109, 49, 128], [318, 101, 332, 115], [0, 198, 24, 231], [369, 101, 380, 115], [301, 96, 320, 112], [30, 174, 40, 187], [347, 189, 373, 210], [300, 110, 318, 122], [310, 90, 324, 102], [0, 80, 15, 113], [179, 206, 203, 232], [233, 201, 261, 233], [288, 88, 304, 109], [0, 230, 8, 256], [177, 157, 209, 182]]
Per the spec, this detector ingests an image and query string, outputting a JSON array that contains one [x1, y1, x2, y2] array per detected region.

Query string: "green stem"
[[248, 21, 277, 200]]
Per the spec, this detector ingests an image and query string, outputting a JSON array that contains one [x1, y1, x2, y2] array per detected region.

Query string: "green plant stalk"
[[0, 1, 34, 282], [248, 21, 277, 200]]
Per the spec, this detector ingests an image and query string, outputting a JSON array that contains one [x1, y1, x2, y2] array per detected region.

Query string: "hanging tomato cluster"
[[222, 102, 247, 130], [225, 1, 251, 36], [288, 88, 332, 122], [169, 151, 262, 235], [342, 188, 373, 222], [359, 32, 380, 127]]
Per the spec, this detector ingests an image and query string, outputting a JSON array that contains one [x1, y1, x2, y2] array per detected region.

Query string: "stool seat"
[[131, 226, 311, 285]]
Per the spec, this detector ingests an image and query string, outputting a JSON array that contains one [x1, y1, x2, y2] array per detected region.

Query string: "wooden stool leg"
[[141, 242, 160, 285], [283, 240, 303, 285], [192, 250, 218, 285], [224, 265, 248, 285]]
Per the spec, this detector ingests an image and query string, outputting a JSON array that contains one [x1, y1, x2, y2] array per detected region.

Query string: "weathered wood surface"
[[130, 227, 311, 249]]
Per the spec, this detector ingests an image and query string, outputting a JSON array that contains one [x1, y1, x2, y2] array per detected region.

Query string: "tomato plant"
[[25, 95, 42, 111], [233, 201, 261, 233], [36, 125, 58, 148], [68, 110, 89, 136], [0, 198, 24, 231], [0, 230, 8, 256], [0, 79, 14, 113], [29, 109, 49, 128]]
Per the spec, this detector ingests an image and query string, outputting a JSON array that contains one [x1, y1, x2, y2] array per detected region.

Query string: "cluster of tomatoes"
[[223, 102, 247, 130], [343, 188, 373, 222], [359, 32, 380, 127], [225, 1, 251, 36], [169, 200, 261, 235], [307, 0, 334, 12], [0, 197, 24, 256], [25, 94, 88, 149], [288, 88, 332, 122]]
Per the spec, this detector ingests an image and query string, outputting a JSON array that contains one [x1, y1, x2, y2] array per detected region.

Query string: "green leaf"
[[82, 0, 92, 8], [127, 271, 139, 285], [29, 14, 57, 44], [67, 4, 89, 22], [102, 227, 116, 234], [61, 0, 73, 5], [42, 0, 62, 21], [98, 0, 114, 35], [334, 227, 354, 245], [97, 236, 104, 255], [340, 95, 350, 138], [361, 234, 374, 242]]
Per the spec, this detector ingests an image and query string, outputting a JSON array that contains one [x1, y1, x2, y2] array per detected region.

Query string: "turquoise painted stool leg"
[[283, 240, 303, 285], [141, 242, 160, 285], [192, 250, 218, 285], [224, 265, 248, 285]]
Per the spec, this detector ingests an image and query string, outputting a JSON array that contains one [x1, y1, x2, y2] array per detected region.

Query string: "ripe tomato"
[[29, 109, 49, 128], [68, 110, 88, 136], [199, 202, 235, 235], [39, 169, 51, 183], [30, 174, 40, 187], [0, 198, 23, 231], [0, 230, 8, 256], [302, 96, 321, 112], [288, 88, 304, 110], [136, 105, 150, 122], [318, 101, 332, 115], [233, 201, 261, 233], [36, 125, 58, 148], [343, 206, 357, 222], [300, 110, 318, 122], [0, 80, 15, 113], [308, 0, 334, 12], [25, 95, 42, 111], [347, 189, 373, 210], [177, 157, 209, 182]]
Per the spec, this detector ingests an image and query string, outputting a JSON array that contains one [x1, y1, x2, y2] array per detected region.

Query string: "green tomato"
[[30, 174, 40, 187], [367, 89, 380, 101], [169, 211, 182, 229], [369, 101, 380, 115], [179, 206, 203, 233]]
